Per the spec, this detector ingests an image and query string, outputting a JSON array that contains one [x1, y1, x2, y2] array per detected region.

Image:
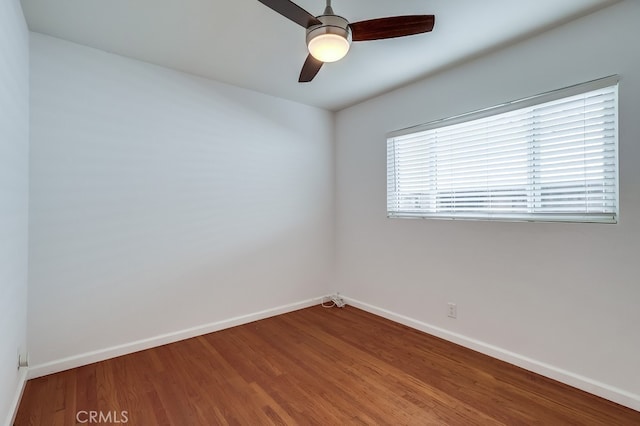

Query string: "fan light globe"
[[308, 33, 350, 63]]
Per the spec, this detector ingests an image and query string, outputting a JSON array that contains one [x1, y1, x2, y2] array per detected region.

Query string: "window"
[[387, 76, 619, 223]]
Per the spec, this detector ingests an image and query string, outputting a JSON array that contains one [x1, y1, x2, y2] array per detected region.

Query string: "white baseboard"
[[4, 367, 28, 426], [344, 296, 640, 412], [22, 295, 640, 413], [27, 297, 323, 380]]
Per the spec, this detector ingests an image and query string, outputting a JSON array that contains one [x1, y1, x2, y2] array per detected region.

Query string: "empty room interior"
[[2, 0, 640, 424]]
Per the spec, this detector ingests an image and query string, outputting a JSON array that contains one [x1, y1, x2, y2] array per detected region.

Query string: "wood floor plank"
[[14, 306, 640, 425], [278, 312, 504, 425]]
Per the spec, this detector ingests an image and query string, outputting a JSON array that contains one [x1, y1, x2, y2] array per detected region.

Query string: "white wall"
[[28, 33, 334, 372], [336, 0, 640, 409], [0, 0, 29, 423]]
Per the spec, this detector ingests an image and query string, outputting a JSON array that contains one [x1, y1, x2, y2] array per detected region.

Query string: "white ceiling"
[[20, 0, 618, 111]]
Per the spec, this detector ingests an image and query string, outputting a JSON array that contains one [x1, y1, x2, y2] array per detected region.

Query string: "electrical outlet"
[[447, 302, 457, 319], [18, 351, 29, 370]]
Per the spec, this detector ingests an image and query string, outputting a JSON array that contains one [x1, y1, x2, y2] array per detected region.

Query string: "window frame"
[[386, 76, 619, 224]]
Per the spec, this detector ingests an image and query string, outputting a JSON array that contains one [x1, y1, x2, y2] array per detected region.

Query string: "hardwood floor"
[[15, 306, 640, 425]]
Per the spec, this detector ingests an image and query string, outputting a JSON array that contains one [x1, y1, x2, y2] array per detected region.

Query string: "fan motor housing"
[[306, 14, 352, 46]]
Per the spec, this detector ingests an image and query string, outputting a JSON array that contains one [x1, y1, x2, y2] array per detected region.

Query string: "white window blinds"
[[387, 77, 619, 223]]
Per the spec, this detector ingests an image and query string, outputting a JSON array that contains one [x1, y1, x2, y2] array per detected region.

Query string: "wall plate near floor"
[[18, 351, 29, 370], [447, 302, 457, 319]]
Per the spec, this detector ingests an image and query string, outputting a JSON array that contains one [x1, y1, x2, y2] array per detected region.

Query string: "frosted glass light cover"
[[308, 34, 350, 63]]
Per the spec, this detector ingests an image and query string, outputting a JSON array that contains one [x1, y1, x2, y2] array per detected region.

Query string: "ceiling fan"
[[257, 0, 435, 82]]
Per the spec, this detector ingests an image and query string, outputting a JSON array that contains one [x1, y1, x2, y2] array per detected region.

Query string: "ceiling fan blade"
[[299, 54, 324, 83], [350, 15, 435, 41], [257, 0, 322, 28]]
